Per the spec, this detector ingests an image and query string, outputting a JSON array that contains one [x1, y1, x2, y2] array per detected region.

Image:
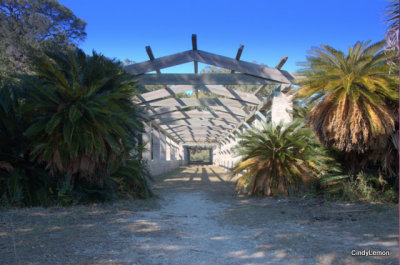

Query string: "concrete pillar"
[[142, 122, 151, 161], [271, 87, 293, 126], [152, 128, 160, 161], [158, 129, 166, 161], [166, 137, 171, 161]]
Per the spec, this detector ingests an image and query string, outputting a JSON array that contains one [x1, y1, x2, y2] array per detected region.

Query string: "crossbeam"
[[140, 97, 254, 108], [124, 50, 194, 75], [133, 73, 279, 85], [147, 105, 250, 118], [163, 117, 239, 126], [137, 85, 261, 104], [151, 110, 242, 124], [193, 50, 290, 83]]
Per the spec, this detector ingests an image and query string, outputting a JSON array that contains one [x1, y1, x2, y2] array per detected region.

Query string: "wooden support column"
[[275, 56, 288, 70], [192, 34, 199, 98], [231, 44, 244, 74]]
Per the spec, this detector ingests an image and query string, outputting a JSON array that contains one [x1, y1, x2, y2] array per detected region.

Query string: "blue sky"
[[60, 0, 389, 73]]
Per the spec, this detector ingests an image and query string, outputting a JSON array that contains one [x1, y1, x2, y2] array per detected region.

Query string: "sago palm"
[[23, 48, 143, 183], [233, 120, 326, 196], [295, 41, 398, 156]]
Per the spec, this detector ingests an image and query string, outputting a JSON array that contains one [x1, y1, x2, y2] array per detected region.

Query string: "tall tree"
[[295, 41, 398, 169], [0, 0, 86, 75]]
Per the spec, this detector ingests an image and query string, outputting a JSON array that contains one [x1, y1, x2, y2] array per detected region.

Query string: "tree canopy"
[[0, 0, 86, 75]]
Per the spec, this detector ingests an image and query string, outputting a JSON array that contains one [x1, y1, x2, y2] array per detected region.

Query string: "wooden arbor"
[[124, 34, 296, 144]]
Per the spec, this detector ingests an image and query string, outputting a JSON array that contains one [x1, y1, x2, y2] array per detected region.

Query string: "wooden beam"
[[156, 117, 240, 125], [218, 85, 289, 142], [159, 118, 237, 127], [164, 125, 233, 132], [275, 56, 288, 70], [151, 110, 243, 123], [133, 73, 278, 85], [231, 44, 244, 74], [177, 127, 226, 134], [199, 85, 260, 104], [124, 50, 194, 75], [137, 85, 191, 102], [179, 135, 224, 139], [141, 97, 254, 108], [194, 50, 290, 83], [161, 123, 235, 132], [178, 132, 225, 137], [145, 46, 162, 76], [192, 34, 198, 74], [147, 105, 250, 118], [140, 114, 182, 143], [137, 85, 261, 104]]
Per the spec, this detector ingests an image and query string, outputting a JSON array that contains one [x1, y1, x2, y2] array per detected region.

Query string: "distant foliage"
[[0, 0, 86, 75]]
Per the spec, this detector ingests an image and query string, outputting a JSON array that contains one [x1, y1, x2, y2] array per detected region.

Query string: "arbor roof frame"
[[125, 34, 295, 144]]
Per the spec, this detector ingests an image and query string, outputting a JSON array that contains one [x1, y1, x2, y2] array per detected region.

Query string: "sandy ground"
[[0, 165, 398, 265]]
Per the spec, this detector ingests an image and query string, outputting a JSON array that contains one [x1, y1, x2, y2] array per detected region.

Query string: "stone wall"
[[142, 122, 187, 176]]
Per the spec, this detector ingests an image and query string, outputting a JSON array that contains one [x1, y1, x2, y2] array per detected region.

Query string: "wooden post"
[[231, 44, 244, 74]]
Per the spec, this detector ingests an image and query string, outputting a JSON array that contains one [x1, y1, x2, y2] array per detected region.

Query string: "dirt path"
[[0, 165, 398, 264]]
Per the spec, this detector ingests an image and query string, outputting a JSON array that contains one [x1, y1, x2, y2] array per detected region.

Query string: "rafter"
[[140, 97, 256, 109], [193, 50, 290, 83], [158, 118, 237, 127], [231, 44, 244, 74], [151, 110, 243, 124], [146, 105, 250, 118], [163, 125, 233, 132], [275, 56, 288, 70], [136, 85, 261, 104], [133, 73, 279, 85], [192, 34, 198, 74], [124, 50, 194, 75]]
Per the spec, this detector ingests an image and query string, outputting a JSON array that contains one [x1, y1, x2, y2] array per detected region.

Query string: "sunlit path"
[[1, 165, 398, 264]]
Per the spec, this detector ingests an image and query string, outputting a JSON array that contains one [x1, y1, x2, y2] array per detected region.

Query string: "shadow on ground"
[[0, 165, 398, 265]]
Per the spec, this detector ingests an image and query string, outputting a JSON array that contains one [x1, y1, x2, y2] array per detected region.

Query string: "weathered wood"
[[194, 50, 290, 83], [141, 97, 254, 108], [151, 110, 243, 123], [147, 105, 250, 118], [124, 50, 194, 75], [152, 109, 236, 119], [162, 117, 239, 126], [178, 131, 225, 137], [254, 84, 269, 96], [199, 85, 260, 104], [145, 46, 161, 75], [231, 44, 244, 74], [161, 124, 235, 133], [180, 135, 221, 140], [192, 34, 198, 74], [275, 56, 288, 70], [158, 118, 237, 127], [175, 128, 226, 135], [137, 85, 191, 102], [137, 85, 261, 104], [163, 125, 233, 132], [140, 113, 182, 143], [133, 73, 278, 85]]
